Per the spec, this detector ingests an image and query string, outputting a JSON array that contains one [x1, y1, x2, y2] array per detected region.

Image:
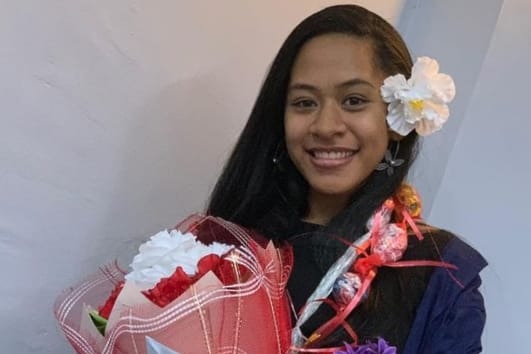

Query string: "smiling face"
[[284, 34, 390, 223]]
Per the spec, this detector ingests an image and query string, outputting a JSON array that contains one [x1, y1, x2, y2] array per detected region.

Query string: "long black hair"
[[208, 4, 417, 242]]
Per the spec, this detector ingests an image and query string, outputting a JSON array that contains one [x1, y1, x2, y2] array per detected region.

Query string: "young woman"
[[208, 4, 486, 354]]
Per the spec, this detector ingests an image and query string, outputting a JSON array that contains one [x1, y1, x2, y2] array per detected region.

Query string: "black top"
[[286, 219, 453, 351]]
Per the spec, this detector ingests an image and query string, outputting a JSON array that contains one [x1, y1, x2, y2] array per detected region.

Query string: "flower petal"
[[386, 102, 414, 136], [423, 101, 449, 123], [125, 230, 233, 288], [429, 73, 456, 103], [412, 56, 440, 79], [415, 118, 441, 136], [380, 74, 409, 102]]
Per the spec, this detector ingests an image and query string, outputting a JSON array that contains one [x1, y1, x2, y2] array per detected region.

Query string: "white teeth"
[[314, 151, 353, 159]]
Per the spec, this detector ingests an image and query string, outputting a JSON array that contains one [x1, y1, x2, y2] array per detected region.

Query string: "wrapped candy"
[[332, 272, 363, 307]]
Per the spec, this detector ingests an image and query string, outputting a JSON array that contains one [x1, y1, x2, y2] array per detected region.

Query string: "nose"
[[309, 100, 347, 138]]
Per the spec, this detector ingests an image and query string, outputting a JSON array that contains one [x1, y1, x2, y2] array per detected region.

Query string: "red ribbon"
[[402, 210, 424, 240], [354, 254, 383, 277]]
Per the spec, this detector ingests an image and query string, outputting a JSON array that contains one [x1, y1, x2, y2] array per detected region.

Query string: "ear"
[[389, 130, 405, 142]]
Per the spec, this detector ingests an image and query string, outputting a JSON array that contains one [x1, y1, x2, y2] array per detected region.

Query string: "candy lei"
[[290, 184, 456, 352]]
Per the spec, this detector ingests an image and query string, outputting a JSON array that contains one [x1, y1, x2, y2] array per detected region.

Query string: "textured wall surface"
[[0, 1, 404, 353]]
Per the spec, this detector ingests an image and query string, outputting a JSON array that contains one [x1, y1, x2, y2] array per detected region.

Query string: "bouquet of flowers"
[[55, 214, 293, 354]]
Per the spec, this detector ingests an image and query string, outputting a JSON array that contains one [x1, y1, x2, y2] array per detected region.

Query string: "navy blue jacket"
[[403, 237, 487, 354]]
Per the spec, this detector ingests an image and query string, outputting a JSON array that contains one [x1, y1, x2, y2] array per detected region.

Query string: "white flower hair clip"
[[380, 56, 456, 136]]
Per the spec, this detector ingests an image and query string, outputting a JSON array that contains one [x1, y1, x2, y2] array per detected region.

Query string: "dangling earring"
[[376, 141, 405, 176], [272, 143, 285, 165]]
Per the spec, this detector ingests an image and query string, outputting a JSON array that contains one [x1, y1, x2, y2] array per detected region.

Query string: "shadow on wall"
[[397, 0, 504, 216]]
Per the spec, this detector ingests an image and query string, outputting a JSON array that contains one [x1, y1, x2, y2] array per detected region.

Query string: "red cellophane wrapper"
[[54, 214, 293, 354]]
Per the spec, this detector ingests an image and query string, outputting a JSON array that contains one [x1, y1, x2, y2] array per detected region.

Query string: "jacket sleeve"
[[403, 236, 488, 354], [421, 275, 486, 354]]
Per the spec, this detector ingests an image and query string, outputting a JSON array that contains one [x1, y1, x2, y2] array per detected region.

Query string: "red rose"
[[98, 281, 124, 319]]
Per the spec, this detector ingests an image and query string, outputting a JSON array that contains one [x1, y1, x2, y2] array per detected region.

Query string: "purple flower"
[[333, 338, 397, 354]]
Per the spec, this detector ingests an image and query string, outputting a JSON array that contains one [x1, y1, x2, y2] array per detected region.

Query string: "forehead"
[[289, 33, 384, 85]]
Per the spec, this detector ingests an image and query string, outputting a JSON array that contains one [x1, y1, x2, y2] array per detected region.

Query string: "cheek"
[[358, 114, 389, 141], [374, 125, 390, 153], [376, 121, 390, 145], [284, 116, 311, 170], [373, 107, 390, 139], [354, 114, 390, 157], [284, 117, 304, 148]]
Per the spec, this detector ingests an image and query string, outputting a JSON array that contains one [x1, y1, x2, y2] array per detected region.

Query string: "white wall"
[[0, 1, 405, 353], [399, 0, 504, 215], [400, 0, 531, 352]]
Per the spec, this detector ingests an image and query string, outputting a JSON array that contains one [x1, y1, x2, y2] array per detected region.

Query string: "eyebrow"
[[288, 78, 376, 92], [337, 78, 376, 89]]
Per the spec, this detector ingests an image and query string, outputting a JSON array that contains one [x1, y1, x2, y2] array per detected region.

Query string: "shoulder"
[[420, 224, 486, 272], [402, 224, 453, 262], [404, 223, 487, 285], [402, 225, 487, 353]]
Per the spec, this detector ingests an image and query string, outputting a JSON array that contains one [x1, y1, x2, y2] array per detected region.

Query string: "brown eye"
[[291, 99, 318, 109], [343, 96, 367, 109]]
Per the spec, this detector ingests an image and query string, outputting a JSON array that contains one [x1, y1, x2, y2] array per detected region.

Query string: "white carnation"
[[125, 229, 233, 289], [380, 56, 456, 136]]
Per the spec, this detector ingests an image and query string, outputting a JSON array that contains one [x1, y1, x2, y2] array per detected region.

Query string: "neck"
[[303, 190, 350, 225]]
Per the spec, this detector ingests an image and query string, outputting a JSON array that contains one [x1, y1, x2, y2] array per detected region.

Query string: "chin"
[[311, 183, 360, 198]]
